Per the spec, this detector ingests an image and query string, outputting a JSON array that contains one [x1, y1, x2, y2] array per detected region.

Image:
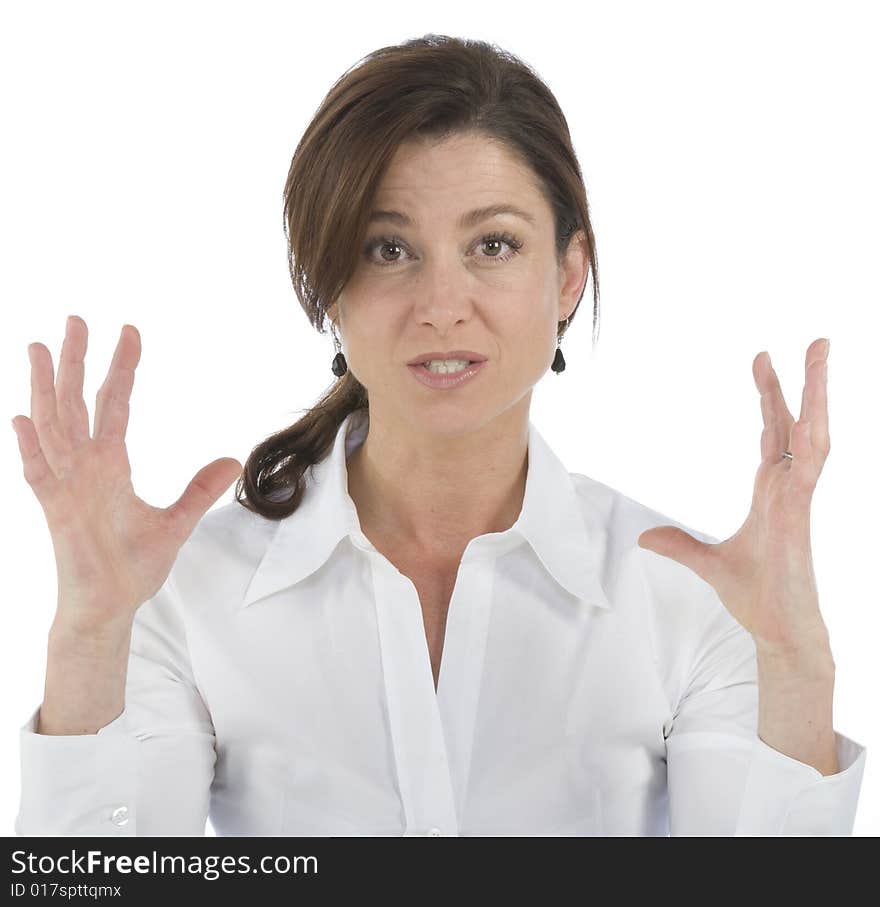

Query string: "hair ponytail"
[[234, 372, 367, 520]]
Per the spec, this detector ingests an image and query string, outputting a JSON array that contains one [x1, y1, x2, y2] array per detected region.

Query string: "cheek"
[[515, 283, 559, 337], [498, 300, 557, 368], [339, 306, 401, 380]]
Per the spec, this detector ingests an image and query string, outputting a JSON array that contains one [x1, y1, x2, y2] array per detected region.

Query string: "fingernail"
[[822, 338, 830, 357]]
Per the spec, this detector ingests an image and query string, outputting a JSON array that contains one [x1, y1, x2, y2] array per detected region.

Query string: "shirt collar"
[[242, 409, 611, 610]]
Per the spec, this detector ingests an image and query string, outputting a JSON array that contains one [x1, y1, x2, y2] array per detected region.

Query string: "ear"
[[558, 229, 589, 322]]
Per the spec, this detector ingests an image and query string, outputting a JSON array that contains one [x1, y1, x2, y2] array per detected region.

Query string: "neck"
[[345, 398, 531, 560]]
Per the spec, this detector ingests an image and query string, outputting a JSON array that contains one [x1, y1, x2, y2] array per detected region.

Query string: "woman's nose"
[[410, 253, 478, 324]]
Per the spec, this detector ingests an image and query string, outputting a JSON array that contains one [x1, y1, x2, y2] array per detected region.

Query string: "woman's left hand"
[[637, 338, 833, 657]]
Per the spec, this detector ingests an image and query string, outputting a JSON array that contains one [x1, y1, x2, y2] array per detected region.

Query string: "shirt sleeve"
[[15, 566, 216, 836], [664, 593, 867, 836]]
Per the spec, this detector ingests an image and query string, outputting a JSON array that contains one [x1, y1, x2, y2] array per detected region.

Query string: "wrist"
[[755, 640, 835, 686], [48, 614, 133, 661], [753, 622, 833, 666]]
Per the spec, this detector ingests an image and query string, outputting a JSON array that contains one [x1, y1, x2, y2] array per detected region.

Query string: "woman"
[[13, 34, 866, 836]]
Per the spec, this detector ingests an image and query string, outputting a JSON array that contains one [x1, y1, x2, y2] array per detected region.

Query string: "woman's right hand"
[[11, 316, 243, 639]]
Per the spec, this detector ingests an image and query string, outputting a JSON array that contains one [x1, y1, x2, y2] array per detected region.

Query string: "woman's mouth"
[[407, 359, 487, 389]]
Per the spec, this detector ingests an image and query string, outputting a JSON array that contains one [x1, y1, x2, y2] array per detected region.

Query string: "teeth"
[[424, 359, 472, 374]]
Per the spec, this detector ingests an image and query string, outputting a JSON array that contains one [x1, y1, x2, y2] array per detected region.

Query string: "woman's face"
[[329, 131, 589, 435]]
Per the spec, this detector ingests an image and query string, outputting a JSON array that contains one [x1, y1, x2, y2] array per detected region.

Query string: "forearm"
[[38, 616, 133, 736], [755, 639, 838, 776]]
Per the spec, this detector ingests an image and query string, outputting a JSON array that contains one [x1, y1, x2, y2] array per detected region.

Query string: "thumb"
[[637, 525, 715, 584], [167, 457, 243, 539]]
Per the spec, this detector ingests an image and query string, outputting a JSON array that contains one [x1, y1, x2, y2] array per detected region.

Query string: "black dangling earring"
[[551, 316, 569, 374], [330, 325, 348, 377], [551, 346, 566, 374]]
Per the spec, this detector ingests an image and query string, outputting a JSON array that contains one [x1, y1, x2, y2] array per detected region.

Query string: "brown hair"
[[234, 33, 601, 520]]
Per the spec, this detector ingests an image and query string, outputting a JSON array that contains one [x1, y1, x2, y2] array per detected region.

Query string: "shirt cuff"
[[734, 729, 867, 835], [16, 703, 139, 836], [20, 703, 131, 736]]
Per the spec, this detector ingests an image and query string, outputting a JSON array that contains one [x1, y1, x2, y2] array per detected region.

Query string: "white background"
[[1, 0, 877, 836]]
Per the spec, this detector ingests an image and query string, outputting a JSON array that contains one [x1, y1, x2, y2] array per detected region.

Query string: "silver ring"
[[782, 450, 793, 460]]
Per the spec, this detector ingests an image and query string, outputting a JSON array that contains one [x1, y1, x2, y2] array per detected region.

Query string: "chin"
[[407, 407, 490, 436], [403, 393, 529, 440]]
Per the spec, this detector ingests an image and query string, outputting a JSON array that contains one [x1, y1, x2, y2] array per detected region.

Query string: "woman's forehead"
[[372, 139, 548, 224], [379, 133, 532, 185]]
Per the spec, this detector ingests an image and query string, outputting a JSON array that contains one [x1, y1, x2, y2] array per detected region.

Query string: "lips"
[[408, 358, 487, 389], [407, 350, 487, 365]]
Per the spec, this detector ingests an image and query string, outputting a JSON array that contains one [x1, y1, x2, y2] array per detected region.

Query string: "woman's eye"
[[371, 237, 409, 266], [472, 232, 524, 262], [363, 232, 523, 269]]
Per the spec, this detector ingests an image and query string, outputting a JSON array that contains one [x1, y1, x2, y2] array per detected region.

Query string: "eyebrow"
[[368, 203, 536, 229]]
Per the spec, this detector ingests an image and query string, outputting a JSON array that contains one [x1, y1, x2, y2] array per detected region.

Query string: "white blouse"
[[16, 408, 867, 836]]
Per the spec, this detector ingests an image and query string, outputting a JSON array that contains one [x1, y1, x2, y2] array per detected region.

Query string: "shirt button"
[[427, 827, 442, 837], [111, 806, 129, 826]]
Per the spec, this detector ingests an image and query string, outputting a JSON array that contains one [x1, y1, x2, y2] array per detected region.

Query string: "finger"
[[11, 415, 62, 510], [753, 350, 793, 462], [790, 418, 817, 493], [797, 338, 830, 464], [93, 324, 141, 443], [638, 525, 717, 587], [166, 458, 243, 541], [28, 342, 70, 478], [55, 315, 91, 448]]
